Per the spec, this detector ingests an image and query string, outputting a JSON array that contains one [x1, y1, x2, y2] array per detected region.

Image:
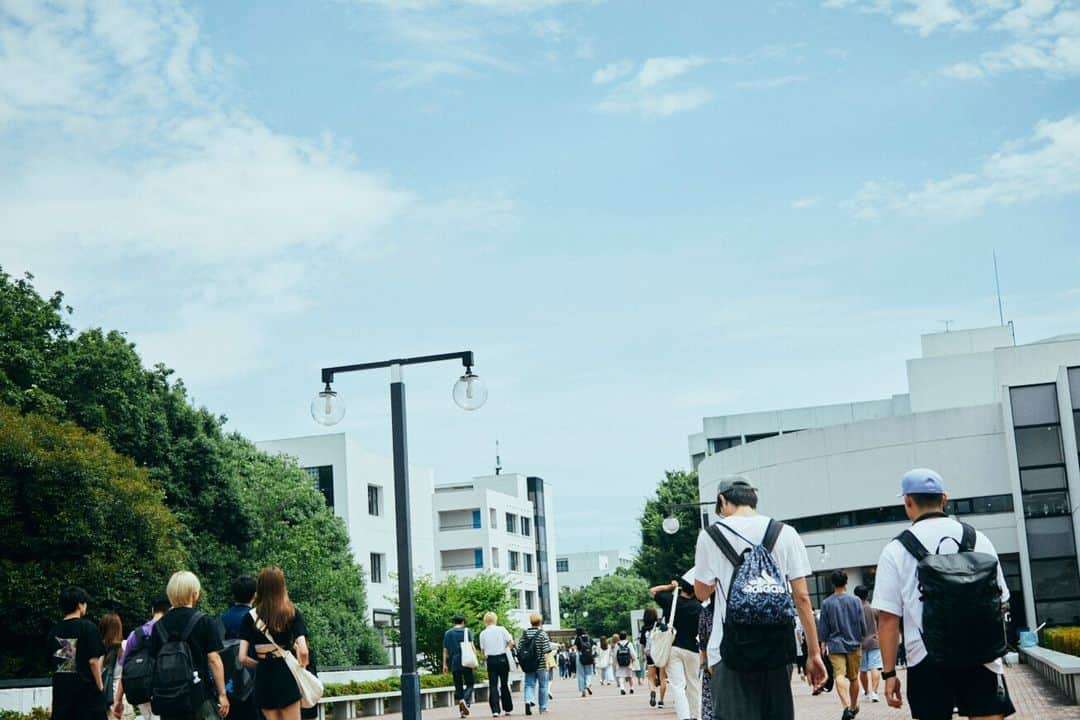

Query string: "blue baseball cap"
[[898, 468, 946, 497]]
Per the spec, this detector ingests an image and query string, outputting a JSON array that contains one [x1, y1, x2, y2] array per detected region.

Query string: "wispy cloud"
[[594, 56, 712, 118], [848, 113, 1080, 218], [792, 196, 821, 209], [735, 74, 807, 89]]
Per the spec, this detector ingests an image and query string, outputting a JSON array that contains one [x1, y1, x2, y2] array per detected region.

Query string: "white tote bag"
[[649, 591, 679, 668], [460, 628, 479, 669], [250, 609, 324, 708]]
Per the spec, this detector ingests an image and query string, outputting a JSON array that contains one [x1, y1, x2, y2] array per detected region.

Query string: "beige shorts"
[[829, 650, 862, 681]]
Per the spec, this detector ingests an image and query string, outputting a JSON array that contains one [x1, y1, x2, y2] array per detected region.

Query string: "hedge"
[[323, 669, 488, 697], [1041, 626, 1080, 657]]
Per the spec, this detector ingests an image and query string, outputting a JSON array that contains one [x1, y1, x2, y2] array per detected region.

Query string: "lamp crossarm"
[[321, 351, 475, 383]]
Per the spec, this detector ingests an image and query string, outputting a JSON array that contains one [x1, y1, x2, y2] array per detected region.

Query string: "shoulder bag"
[[460, 628, 479, 669], [249, 609, 323, 708], [649, 592, 679, 668]]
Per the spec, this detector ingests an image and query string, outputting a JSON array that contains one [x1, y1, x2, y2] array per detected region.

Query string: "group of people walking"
[[48, 568, 315, 720]]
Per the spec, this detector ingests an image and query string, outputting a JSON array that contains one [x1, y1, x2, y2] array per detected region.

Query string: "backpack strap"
[[179, 611, 203, 643], [705, 523, 743, 567], [896, 530, 929, 562], [959, 522, 977, 552], [763, 519, 785, 552]]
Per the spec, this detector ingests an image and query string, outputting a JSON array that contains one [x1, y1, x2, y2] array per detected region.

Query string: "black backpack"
[[576, 635, 594, 665], [121, 626, 155, 705], [151, 612, 204, 714], [896, 521, 1007, 668], [615, 641, 632, 667], [517, 630, 542, 672], [219, 639, 255, 702], [705, 520, 797, 672]]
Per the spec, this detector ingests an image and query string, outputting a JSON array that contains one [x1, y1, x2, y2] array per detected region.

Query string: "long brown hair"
[[99, 613, 123, 665], [254, 567, 296, 634]]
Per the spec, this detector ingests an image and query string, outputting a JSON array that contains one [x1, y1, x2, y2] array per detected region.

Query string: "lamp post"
[[311, 351, 487, 720], [661, 501, 715, 535]]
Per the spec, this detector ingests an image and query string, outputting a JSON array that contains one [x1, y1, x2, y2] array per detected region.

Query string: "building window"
[[474, 549, 484, 568], [525, 590, 536, 609], [709, 436, 742, 453], [509, 551, 520, 572], [473, 510, 482, 529], [490, 508, 497, 529], [519, 591, 526, 609], [1014, 425, 1065, 467], [522, 517, 532, 537], [556, 558, 569, 573], [368, 485, 382, 516], [745, 432, 779, 444], [304, 466, 334, 508], [1020, 466, 1068, 493], [370, 553, 385, 584], [785, 495, 1013, 534], [524, 554, 534, 573], [491, 547, 500, 568], [506, 513, 517, 534]]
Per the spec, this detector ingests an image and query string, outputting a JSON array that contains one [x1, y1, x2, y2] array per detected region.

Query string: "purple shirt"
[[119, 620, 156, 667]]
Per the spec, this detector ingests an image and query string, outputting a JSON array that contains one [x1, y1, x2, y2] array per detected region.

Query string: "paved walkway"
[[368, 663, 1074, 720]]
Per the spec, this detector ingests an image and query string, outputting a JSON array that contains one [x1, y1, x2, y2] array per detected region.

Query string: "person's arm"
[[817, 603, 832, 656], [207, 651, 230, 717], [89, 656, 104, 693], [791, 577, 826, 689], [649, 581, 677, 597], [694, 531, 717, 601], [443, 646, 450, 673], [294, 635, 310, 668], [112, 677, 125, 718], [239, 639, 257, 669], [878, 611, 902, 709]]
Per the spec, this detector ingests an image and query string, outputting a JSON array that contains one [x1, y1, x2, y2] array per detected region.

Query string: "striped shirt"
[[519, 627, 552, 655]]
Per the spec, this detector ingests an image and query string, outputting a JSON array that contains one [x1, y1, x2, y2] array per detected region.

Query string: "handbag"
[[250, 609, 324, 708], [649, 590, 679, 668], [460, 628, 479, 670]]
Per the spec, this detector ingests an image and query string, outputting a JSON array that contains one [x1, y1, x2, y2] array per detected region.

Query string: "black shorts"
[[906, 661, 1016, 720]]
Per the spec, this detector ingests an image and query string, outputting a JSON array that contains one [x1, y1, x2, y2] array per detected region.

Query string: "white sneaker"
[[871, 692, 880, 703]]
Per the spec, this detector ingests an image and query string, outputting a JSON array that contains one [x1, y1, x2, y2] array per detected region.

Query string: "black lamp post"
[[311, 351, 487, 720], [661, 500, 716, 534]]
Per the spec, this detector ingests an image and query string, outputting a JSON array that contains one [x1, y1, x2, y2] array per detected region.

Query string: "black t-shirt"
[[239, 607, 308, 653], [149, 607, 224, 701], [656, 591, 702, 653], [47, 617, 106, 701]]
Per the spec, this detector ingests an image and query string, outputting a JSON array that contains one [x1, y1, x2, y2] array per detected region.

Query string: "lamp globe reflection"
[[662, 516, 681, 535], [453, 369, 488, 411], [311, 384, 346, 426]]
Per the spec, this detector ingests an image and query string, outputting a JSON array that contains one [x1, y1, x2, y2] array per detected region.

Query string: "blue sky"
[[3, 0, 1079, 555]]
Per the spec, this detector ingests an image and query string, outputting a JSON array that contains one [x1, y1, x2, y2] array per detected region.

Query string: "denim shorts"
[[860, 648, 882, 672]]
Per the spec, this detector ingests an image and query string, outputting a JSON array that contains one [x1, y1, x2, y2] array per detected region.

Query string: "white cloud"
[[825, 0, 1080, 77], [792, 196, 821, 209], [849, 113, 1080, 218], [594, 56, 712, 118], [735, 74, 807, 89]]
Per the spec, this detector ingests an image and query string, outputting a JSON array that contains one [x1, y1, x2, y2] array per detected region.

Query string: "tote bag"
[[250, 609, 324, 709], [649, 592, 679, 668], [460, 628, 479, 670]]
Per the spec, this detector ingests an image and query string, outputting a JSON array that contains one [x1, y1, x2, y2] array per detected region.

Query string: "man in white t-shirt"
[[694, 477, 827, 720], [478, 612, 516, 717], [873, 468, 1016, 720]]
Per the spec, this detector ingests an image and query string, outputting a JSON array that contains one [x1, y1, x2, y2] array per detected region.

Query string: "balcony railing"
[[442, 564, 481, 571], [439, 523, 479, 531]]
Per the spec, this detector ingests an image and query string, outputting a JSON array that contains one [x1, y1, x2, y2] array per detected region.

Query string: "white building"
[[556, 550, 636, 591], [691, 324, 1080, 632], [433, 473, 561, 629], [255, 432, 437, 659]]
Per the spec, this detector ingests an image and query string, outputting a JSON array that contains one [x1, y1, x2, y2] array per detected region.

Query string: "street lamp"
[[311, 351, 486, 720], [662, 501, 715, 535]]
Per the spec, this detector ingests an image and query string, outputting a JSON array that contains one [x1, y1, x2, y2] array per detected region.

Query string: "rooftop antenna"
[[993, 250, 1005, 326], [495, 439, 502, 475], [939, 320, 954, 333]]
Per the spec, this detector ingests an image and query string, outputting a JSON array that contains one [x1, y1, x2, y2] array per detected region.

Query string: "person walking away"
[[567, 646, 576, 677], [99, 613, 132, 719], [238, 567, 311, 720], [442, 614, 476, 717], [49, 586, 107, 720], [220, 576, 258, 720], [854, 585, 881, 703], [479, 612, 515, 716], [873, 469, 1015, 720], [650, 578, 703, 720], [150, 571, 229, 720], [694, 476, 827, 720], [517, 613, 552, 715], [557, 647, 567, 679], [641, 607, 667, 708], [613, 631, 637, 695], [794, 616, 807, 680], [698, 600, 714, 720], [572, 627, 595, 696], [818, 570, 867, 720], [596, 637, 612, 685], [114, 594, 170, 720]]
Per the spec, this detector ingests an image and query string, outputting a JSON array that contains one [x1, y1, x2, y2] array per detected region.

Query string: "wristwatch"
[[882, 669, 897, 679]]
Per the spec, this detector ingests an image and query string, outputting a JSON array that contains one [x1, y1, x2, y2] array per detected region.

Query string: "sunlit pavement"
[[366, 664, 1073, 719]]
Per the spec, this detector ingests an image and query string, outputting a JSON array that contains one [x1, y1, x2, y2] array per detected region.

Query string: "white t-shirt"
[[694, 514, 812, 668], [872, 516, 1009, 674], [479, 625, 513, 657]]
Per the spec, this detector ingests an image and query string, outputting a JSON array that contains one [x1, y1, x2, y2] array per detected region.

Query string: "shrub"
[[1042, 626, 1080, 657]]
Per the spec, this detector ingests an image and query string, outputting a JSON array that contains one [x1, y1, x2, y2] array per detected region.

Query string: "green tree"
[[402, 573, 519, 672], [632, 470, 701, 586], [559, 570, 650, 637], [0, 405, 187, 677]]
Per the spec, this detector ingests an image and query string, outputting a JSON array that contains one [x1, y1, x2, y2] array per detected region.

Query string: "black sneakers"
[[650, 691, 657, 707]]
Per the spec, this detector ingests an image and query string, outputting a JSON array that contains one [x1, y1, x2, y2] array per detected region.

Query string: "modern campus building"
[[556, 549, 636, 591], [433, 473, 561, 629], [691, 324, 1080, 633]]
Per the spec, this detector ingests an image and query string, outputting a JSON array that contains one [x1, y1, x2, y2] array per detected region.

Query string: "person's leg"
[[682, 649, 701, 720], [576, 657, 586, 695], [464, 668, 475, 707], [454, 670, 466, 702], [499, 656, 513, 712], [537, 669, 550, 714], [848, 651, 862, 712], [665, 652, 690, 720], [860, 669, 869, 696], [830, 654, 852, 710], [658, 665, 667, 704], [760, 665, 795, 720], [524, 671, 536, 709], [488, 658, 501, 714]]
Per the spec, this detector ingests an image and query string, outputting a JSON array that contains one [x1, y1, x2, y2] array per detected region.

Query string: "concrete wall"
[[556, 549, 635, 591]]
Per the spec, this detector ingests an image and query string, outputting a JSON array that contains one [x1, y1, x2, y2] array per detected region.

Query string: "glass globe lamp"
[[662, 516, 681, 535], [453, 369, 488, 411], [311, 384, 346, 425]]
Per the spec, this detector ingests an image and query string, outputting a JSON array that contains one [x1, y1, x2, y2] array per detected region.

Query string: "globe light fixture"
[[662, 515, 681, 535], [453, 368, 488, 411], [311, 383, 346, 426]]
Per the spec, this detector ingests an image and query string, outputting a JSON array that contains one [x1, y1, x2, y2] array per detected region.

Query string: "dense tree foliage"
[[401, 573, 519, 672], [0, 406, 187, 676], [0, 268, 384, 673], [559, 570, 651, 638], [632, 470, 701, 586]]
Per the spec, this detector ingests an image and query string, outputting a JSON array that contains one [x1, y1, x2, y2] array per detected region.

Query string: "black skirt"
[[254, 656, 302, 709]]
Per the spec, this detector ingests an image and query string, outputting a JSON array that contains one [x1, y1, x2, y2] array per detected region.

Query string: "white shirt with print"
[[871, 516, 1009, 674], [694, 514, 812, 668]]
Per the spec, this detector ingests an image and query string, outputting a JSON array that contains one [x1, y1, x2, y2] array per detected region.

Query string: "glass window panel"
[[1010, 384, 1060, 426], [981, 494, 1014, 513], [1035, 599, 1080, 628], [1030, 558, 1080, 600], [1025, 516, 1078, 560], [1014, 425, 1064, 468], [1020, 466, 1068, 492], [1022, 491, 1072, 519], [745, 432, 779, 444], [1069, 367, 1080, 410]]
